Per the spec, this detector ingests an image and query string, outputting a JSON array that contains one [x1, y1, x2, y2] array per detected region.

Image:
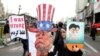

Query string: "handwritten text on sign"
[[9, 15, 27, 39]]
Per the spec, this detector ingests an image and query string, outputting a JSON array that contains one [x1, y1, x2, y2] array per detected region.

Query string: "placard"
[[8, 15, 27, 39], [66, 22, 84, 51], [28, 31, 36, 56]]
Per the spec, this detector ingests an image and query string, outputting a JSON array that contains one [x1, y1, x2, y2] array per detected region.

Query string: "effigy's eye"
[[36, 33, 40, 37], [42, 33, 45, 36]]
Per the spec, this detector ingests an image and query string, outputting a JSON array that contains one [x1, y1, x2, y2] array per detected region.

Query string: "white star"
[[40, 23, 43, 28], [46, 24, 50, 28]]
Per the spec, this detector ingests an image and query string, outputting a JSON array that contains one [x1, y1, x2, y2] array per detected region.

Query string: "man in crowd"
[[3, 20, 9, 46]]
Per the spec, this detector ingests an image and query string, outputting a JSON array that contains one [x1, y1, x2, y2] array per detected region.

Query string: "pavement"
[[0, 42, 23, 56], [0, 38, 19, 48], [83, 34, 100, 56]]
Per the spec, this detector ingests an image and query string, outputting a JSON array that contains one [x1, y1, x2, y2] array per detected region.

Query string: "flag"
[[36, 4, 55, 31]]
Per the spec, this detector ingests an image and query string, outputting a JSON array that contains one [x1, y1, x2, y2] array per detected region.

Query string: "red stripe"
[[47, 5, 52, 21], [51, 8, 55, 21], [38, 5, 41, 21], [36, 8, 39, 21], [43, 4, 46, 21]]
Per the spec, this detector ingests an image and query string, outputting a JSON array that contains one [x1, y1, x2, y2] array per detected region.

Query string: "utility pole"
[[92, 0, 95, 24], [18, 5, 21, 15]]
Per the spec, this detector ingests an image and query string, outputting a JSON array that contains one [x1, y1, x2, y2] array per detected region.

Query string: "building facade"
[[94, 0, 100, 23], [76, 0, 88, 21], [0, 0, 4, 20], [76, 0, 100, 34]]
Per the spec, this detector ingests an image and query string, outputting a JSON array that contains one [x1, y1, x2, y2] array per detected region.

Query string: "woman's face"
[[61, 29, 66, 39]]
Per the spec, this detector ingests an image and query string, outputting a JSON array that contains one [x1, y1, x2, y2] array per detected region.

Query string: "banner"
[[8, 15, 27, 39], [66, 22, 84, 51]]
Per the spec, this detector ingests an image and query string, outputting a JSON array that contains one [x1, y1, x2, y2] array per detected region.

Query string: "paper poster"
[[28, 30, 53, 56], [28, 4, 55, 56], [28, 31, 37, 56], [8, 15, 27, 39], [37, 4, 55, 31], [66, 22, 84, 51], [66, 22, 84, 44]]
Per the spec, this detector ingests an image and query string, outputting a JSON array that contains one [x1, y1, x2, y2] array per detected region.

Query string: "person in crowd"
[[90, 25, 97, 41], [60, 28, 83, 56], [21, 22, 29, 56], [21, 38, 28, 56], [48, 22, 64, 56], [49, 22, 64, 56], [3, 20, 9, 46], [21, 22, 36, 56], [51, 24, 55, 35], [53, 22, 64, 47], [49, 28, 83, 56]]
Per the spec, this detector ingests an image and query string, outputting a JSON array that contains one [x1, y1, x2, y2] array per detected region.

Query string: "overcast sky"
[[1, 0, 76, 23]]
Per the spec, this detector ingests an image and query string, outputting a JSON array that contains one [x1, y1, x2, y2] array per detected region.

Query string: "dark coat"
[[53, 27, 62, 46], [90, 27, 97, 37], [49, 27, 83, 56], [21, 39, 28, 50], [49, 36, 83, 56], [4, 24, 9, 34]]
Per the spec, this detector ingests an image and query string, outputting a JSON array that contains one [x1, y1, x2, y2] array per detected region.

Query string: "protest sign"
[[28, 31, 37, 56], [66, 22, 84, 51], [8, 15, 27, 39]]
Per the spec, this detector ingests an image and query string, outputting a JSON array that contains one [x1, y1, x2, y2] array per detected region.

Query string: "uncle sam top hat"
[[36, 3, 55, 31]]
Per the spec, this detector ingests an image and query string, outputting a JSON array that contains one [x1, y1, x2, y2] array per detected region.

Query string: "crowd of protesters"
[[26, 22, 83, 56], [48, 22, 83, 56], [3, 20, 83, 56]]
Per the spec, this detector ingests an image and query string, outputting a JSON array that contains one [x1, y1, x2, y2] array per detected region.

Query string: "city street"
[[0, 34, 100, 56], [0, 0, 100, 56], [83, 34, 100, 56], [0, 42, 23, 56]]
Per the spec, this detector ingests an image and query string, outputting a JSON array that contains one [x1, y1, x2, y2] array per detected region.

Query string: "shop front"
[[92, 23, 100, 36], [94, 1, 100, 36]]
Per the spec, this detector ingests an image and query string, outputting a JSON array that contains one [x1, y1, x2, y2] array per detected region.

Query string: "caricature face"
[[35, 31, 53, 56], [69, 28, 76, 34], [75, 27, 80, 33], [69, 24, 80, 40]]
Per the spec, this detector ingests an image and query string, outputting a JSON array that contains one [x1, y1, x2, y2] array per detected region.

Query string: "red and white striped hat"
[[36, 4, 55, 21]]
